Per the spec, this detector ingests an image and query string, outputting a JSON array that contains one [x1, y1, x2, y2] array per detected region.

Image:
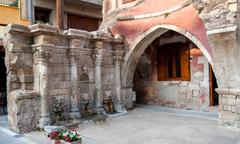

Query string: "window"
[[157, 42, 190, 81], [35, 7, 51, 24]]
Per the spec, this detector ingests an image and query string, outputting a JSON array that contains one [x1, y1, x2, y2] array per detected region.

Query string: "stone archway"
[[122, 24, 219, 111], [121, 24, 218, 109]]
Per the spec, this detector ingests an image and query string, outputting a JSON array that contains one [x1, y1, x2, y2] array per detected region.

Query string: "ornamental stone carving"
[[35, 50, 51, 63], [67, 49, 81, 60], [113, 54, 123, 64], [94, 49, 104, 66]]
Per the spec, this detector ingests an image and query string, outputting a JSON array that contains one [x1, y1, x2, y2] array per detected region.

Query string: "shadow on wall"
[[0, 46, 7, 114]]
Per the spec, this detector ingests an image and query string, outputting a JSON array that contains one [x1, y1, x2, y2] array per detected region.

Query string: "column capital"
[[114, 43, 124, 51], [35, 50, 51, 63], [113, 51, 124, 64], [68, 49, 81, 61], [93, 49, 104, 66], [113, 55, 122, 64], [94, 41, 104, 49]]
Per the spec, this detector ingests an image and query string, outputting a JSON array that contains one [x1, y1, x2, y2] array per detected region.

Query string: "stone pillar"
[[93, 41, 104, 113], [68, 50, 81, 120], [113, 52, 126, 112], [35, 50, 51, 128], [217, 88, 240, 129], [56, 0, 64, 29]]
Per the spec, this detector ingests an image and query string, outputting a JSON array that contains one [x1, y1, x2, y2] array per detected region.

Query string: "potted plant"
[[48, 129, 82, 144]]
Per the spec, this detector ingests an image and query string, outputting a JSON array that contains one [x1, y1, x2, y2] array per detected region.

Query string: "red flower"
[[54, 141, 61, 144], [64, 136, 68, 141]]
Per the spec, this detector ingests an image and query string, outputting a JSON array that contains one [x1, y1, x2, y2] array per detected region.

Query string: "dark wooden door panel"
[[67, 14, 100, 31]]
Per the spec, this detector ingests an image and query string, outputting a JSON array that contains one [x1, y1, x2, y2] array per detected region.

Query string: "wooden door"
[[67, 14, 101, 31], [209, 65, 214, 106]]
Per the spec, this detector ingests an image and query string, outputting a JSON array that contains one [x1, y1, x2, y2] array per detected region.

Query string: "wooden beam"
[[56, 0, 64, 29]]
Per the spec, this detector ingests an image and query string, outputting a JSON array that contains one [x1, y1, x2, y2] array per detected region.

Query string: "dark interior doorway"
[[209, 66, 218, 106], [0, 46, 7, 114]]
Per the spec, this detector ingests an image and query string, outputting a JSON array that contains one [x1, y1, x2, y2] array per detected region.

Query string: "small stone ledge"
[[9, 90, 39, 101], [64, 28, 91, 39], [216, 88, 240, 95], [6, 24, 30, 34], [91, 31, 114, 41], [207, 26, 237, 35], [29, 24, 58, 34], [8, 43, 32, 53], [32, 44, 55, 50]]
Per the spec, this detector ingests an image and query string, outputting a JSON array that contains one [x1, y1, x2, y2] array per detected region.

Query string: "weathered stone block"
[[188, 83, 200, 90], [228, 97, 236, 105], [192, 90, 200, 97], [221, 96, 228, 105], [228, 3, 238, 12], [8, 90, 40, 133]]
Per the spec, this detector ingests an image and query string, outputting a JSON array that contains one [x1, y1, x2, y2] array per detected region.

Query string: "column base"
[[94, 107, 106, 115], [38, 116, 51, 129], [114, 103, 127, 113], [70, 112, 81, 121]]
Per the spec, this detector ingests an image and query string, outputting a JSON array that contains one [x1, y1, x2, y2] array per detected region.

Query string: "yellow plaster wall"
[[0, 5, 29, 26]]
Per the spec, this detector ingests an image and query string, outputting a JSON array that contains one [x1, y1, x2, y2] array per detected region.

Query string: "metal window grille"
[[0, 0, 18, 7]]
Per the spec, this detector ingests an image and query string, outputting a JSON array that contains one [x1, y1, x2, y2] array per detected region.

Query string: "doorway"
[[209, 66, 218, 107], [132, 30, 215, 112], [0, 46, 7, 114]]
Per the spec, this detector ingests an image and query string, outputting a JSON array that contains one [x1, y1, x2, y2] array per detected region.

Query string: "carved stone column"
[[93, 41, 104, 113], [113, 48, 126, 112], [35, 50, 51, 128], [68, 49, 81, 120]]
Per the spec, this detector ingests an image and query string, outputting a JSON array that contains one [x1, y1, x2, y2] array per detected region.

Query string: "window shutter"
[[157, 46, 167, 80], [181, 44, 190, 81]]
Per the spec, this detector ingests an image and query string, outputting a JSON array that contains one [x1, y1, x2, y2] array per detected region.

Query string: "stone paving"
[[77, 106, 240, 144], [1, 105, 240, 144]]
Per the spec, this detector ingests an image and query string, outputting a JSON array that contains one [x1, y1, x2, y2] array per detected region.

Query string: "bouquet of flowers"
[[48, 129, 82, 144]]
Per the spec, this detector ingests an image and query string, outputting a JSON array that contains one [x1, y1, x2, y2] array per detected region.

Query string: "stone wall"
[[217, 89, 240, 129], [133, 42, 210, 111], [3, 24, 125, 133]]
